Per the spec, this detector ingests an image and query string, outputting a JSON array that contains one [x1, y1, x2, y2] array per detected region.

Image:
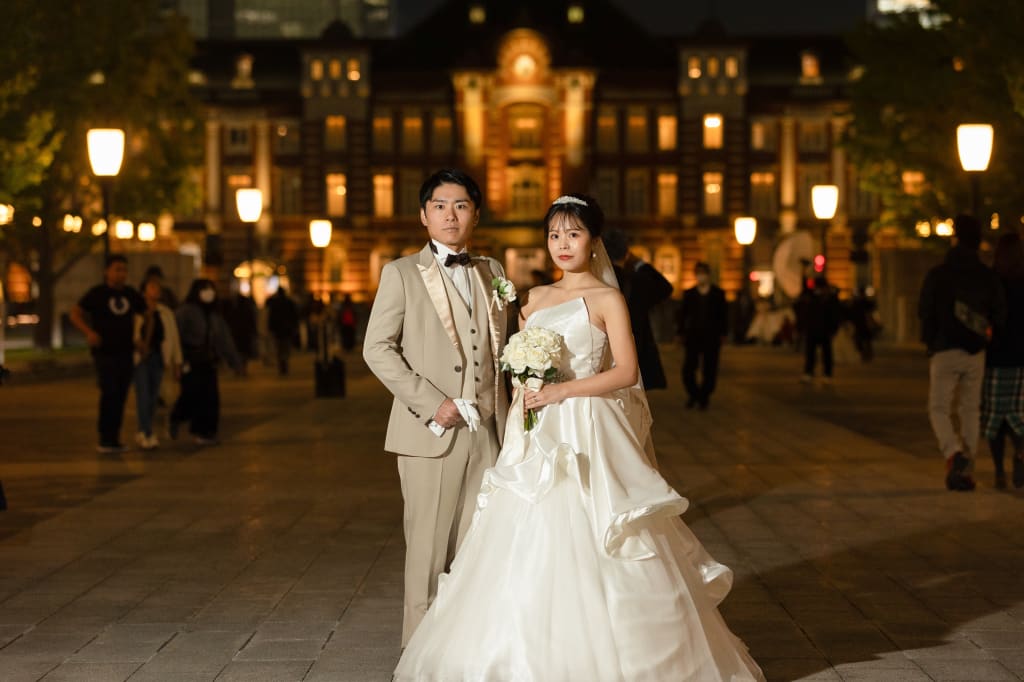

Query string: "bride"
[[394, 194, 764, 681]]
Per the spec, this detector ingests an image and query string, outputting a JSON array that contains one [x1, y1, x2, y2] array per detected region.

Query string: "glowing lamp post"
[[811, 184, 839, 273], [235, 188, 263, 293], [137, 222, 156, 243], [310, 219, 332, 298], [87, 128, 125, 261], [956, 123, 993, 217], [734, 216, 756, 296]]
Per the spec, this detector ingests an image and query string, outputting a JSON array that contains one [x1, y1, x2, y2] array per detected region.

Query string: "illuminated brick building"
[[185, 0, 872, 303]]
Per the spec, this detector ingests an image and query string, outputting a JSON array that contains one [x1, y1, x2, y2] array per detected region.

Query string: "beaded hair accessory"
[[552, 195, 588, 207]]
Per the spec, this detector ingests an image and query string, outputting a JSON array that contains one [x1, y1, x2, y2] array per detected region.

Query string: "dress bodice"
[[525, 297, 607, 381]]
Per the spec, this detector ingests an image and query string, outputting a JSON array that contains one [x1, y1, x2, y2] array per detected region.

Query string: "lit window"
[[688, 56, 701, 79], [568, 5, 584, 23], [902, 170, 925, 195], [347, 58, 361, 81], [469, 5, 485, 23], [509, 104, 543, 150], [707, 56, 720, 78], [798, 120, 827, 152], [509, 168, 545, 218], [373, 114, 393, 153], [725, 56, 739, 78], [273, 121, 300, 155], [274, 167, 302, 216], [402, 115, 424, 154], [626, 109, 648, 152], [750, 171, 778, 216], [657, 173, 678, 217], [750, 120, 777, 151], [801, 51, 821, 82], [373, 173, 394, 218], [597, 108, 618, 153], [703, 171, 724, 215], [432, 115, 452, 154], [326, 173, 347, 217], [329, 59, 342, 80], [595, 168, 619, 216], [513, 54, 537, 80], [657, 115, 677, 151], [227, 174, 251, 189], [325, 115, 347, 151], [311, 59, 324, 81], [703, 114, 723, 149]]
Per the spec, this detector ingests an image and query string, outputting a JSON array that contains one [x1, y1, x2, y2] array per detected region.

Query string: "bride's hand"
[[524, 383, 566, 410]]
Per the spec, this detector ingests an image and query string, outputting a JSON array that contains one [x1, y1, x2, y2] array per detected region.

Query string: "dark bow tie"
[[444, 252, 473, 267]]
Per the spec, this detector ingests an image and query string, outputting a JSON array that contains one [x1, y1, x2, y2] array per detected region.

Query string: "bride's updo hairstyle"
[[544, 193, 604, 239]]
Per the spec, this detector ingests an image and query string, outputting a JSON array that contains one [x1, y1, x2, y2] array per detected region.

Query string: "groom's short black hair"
[[419, 169, 483, 210]]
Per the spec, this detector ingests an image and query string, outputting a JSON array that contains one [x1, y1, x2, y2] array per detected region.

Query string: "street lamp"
[[87, 128, 125, 261], [310, 219, 332, 299], [235, 188, 263, 294], [734, 216, 756, 295], [811, 184, 839, 272], [956, 123, 993, 217], [137, 222, 156, 242]]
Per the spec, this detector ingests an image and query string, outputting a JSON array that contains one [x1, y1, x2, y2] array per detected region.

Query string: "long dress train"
[[394, 297, 764, 682]]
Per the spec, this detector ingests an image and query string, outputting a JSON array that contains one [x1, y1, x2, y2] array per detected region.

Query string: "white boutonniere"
[[491, 276, 517, 311]]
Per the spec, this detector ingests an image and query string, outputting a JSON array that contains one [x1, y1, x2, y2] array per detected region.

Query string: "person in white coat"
[[133, 271, 182, 449]]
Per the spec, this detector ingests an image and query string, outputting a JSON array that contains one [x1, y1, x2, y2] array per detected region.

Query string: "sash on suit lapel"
[[418, 255, 461, 351]]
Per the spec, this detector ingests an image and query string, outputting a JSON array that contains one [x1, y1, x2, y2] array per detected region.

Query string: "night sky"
[[396, 0, 870, 35]]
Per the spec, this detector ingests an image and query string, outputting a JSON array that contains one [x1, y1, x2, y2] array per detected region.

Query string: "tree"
[[845, 0, 1024, 238], [0, 0, 201, 347]]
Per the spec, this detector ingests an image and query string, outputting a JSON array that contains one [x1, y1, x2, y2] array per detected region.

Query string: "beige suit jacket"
[[363, 244, 511, 458]]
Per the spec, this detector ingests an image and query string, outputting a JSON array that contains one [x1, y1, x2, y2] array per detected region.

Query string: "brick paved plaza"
[[1, 344, 1022, 681]]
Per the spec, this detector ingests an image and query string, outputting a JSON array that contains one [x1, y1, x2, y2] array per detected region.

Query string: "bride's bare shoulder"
[[518, 285, 554, 320]]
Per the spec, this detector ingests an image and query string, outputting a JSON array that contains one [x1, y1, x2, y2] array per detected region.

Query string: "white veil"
[[591, 238, 659, 468]]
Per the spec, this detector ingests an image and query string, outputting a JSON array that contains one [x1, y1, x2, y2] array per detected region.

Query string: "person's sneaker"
[[193, 435, 219, 446], [96, 442, 126, 454], [945, 452, 975, 491]]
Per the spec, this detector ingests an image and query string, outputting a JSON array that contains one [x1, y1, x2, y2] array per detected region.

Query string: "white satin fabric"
[[394, 298, 764, 682]]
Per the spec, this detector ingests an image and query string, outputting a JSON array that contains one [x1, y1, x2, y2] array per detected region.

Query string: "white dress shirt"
[[432, 240, 473, 310]]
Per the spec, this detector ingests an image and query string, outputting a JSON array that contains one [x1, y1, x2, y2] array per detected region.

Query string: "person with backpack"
[[919, 215, 1007, 491]]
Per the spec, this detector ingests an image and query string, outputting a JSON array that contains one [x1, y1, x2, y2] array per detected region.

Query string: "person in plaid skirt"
[[982, 232, 1024, 488]]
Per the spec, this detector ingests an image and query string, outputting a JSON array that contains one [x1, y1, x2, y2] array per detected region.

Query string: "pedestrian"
[[848, 286, 879, 362], [142, 264, 179, 309], [919, 214, 1007, 491], [132, 270, 182, 450], [796, 275, 842, 383], [222, 289, 259, 370], [338, 293, 358, 353], [267, 286, 300, 375], [981, 232, 1024, 489], [70, 255, 146, 453], [677, 261, 728, 409], [169, 280, 244, 445], [605, 228, 674, 389]]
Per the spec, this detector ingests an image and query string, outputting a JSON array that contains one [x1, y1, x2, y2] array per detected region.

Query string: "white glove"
[[427, 399, 481, 437]]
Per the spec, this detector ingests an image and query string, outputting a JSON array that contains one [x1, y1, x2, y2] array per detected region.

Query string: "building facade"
[[183, 0, 875, 304]]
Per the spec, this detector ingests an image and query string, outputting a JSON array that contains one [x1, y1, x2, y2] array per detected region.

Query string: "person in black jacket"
[[266, 286, 300, 375], [919, 215, 1007, 491], [795, 276, 842, 382], [981, 232, 1024, 488], [605, 229, 674, 389], [677, 262, 728, 410]]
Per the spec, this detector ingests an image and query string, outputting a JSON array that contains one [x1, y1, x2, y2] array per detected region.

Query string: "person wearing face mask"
[[677, 262, 729, 410], [169, 279, 244, 445]]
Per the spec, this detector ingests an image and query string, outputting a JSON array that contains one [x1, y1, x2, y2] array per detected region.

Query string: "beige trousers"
[[396, 418, 500, 646], [928, 348, 985, 463]]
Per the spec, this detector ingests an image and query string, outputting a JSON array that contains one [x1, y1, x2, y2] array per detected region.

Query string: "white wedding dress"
[[394, 297, 764, 682]]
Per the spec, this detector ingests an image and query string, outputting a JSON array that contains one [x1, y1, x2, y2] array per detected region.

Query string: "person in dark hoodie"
[[919, 215, 1007, 491], [169, 279, 244, 445]]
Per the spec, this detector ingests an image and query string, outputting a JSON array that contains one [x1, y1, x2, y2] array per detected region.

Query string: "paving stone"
[[215, 660, 312, 681], [40, 661, 141, 681]]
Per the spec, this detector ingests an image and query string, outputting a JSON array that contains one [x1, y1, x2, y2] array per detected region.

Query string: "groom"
[[363, 169, 510, 645]]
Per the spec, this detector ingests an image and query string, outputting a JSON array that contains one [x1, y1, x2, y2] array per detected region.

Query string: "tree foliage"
[[845, 0, 1024, 235], [0, 0, 201, 345]]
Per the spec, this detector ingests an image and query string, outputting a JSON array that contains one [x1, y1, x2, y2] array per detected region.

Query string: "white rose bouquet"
[[500, 326, 563, 431]]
